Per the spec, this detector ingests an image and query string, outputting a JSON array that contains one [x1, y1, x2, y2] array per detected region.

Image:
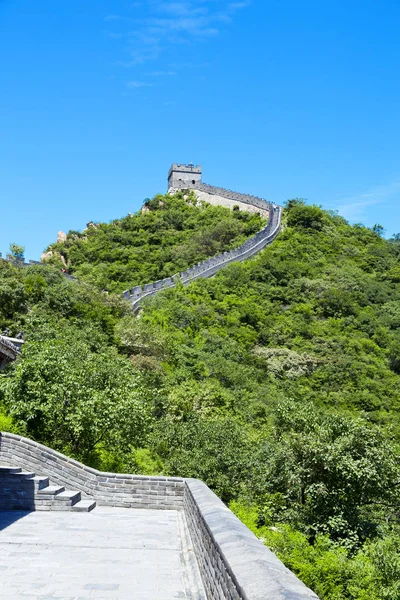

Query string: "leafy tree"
[[249, 402, 400, 546], [286, 202, 327, 231], [3, 334, 153, 461], [372, 224, 385, 237], [151, 416, 251, 502], [9, 243, 25, 259]]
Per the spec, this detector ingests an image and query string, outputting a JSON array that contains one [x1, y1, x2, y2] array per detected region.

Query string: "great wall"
[[123, 164, 282, 310], [0, 432, 318, 599], [0, 166, 320, 599], [0, 165, 282, 314]]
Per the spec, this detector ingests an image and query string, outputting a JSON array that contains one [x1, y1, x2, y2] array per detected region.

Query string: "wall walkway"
[[124, 200, 282, 310], [0, 432, 318, 599]]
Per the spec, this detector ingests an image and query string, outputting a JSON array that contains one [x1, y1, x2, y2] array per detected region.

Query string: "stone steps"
[[0, 465, 96, 512]]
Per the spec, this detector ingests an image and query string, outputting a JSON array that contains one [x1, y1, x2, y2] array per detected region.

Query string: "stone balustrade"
[[0, 432, 318, 599]]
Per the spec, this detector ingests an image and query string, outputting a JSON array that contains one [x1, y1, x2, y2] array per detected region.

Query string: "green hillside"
[[2, 198, 400, 599], [43, 191, 265, 293]]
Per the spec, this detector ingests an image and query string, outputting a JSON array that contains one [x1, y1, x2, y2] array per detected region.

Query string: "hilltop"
[[1, 198, 400, 599], [42, 191, 265, 293]]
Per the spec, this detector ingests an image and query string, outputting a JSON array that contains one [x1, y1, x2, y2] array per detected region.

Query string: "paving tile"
[[0, 507, 205, 599]]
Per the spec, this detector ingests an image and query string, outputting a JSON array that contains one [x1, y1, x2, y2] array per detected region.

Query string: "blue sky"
[[1, 0, 400, 260]]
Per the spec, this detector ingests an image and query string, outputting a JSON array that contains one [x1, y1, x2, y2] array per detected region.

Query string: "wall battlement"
[[168, 163, 202, 175], [0, 254, 41, 268], [124, 165, 281, 308], [168, 163, 202, 189], [0, 336, 20, 371]]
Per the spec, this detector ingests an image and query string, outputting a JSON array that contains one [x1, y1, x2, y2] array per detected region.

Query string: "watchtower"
[[168, 163, 202, 190]]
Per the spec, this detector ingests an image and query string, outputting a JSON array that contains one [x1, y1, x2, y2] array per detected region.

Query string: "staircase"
[[0, 465, 96, 512]]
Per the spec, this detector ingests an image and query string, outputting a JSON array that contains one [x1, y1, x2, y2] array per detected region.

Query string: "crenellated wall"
[[170, 180, 269, 212], [0, 337, 20, 371], [124, 167, 282, 309], [123, 205, 282, 309], [0, 255, 41, 267]]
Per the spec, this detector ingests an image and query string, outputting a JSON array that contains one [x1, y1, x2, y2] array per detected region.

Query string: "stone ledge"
[[185, 479, 319, 600], [1, 432, 319, 598]]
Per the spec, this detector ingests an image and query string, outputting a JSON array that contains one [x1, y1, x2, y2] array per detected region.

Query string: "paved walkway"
[[0, 507, 205, 600]]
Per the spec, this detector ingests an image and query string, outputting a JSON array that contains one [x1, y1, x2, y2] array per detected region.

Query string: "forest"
[[43, 191, 265, 293], [1, 193, 400, 599]]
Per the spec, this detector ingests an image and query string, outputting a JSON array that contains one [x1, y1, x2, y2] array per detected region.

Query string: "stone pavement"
[[0, 507, 206, 600]]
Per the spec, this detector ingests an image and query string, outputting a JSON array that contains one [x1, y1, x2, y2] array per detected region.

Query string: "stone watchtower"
[[168, 163, 202, 191]]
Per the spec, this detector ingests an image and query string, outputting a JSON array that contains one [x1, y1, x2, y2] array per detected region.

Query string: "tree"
[[286, 204, 327, 231], [151, 416, 251, 502], [3, 334, 153, 462], [372, 224, 385, 237], [9, 243, 25, 259], [250, 402, 400, 547]]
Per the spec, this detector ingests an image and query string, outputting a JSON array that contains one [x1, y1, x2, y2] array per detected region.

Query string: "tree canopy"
[[2, 197, 400, 598], [43, 191, 265, 293]]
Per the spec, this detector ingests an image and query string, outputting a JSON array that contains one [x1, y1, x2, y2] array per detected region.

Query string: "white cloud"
[[126, 80, 155, 88], [336, 180, 400, 221], [108, 1, 251, 70]]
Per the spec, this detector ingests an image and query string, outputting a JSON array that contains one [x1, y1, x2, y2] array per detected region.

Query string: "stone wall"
[[0, 337, 20, 371], [124, 206, 282, 309], [168, 163, 202, 189], [0, 255, 41, 267], [193, 189, 269, 217], [0, 432, 184, 510], [184, 479, 318, 600], [0, 432, 318, 599], [169, 180, 269, 212]]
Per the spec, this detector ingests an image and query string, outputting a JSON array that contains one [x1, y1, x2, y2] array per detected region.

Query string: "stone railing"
[[124, 205, 282, 309], [0, 432, 184, 510], [185, 479, 318, 600], [0, 432, 318, 599]]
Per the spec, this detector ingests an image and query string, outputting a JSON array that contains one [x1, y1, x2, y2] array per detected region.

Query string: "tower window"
[[192, 180, 196, 184]]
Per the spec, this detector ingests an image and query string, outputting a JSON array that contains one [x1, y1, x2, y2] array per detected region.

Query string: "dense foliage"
[[44, 191, 265, 293], [2, 198, 400, 598]]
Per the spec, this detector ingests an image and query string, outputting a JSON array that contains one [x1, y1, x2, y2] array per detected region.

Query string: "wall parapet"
[[0, 432, 318, 599], [169, 180, 269, 209], [124, 206, 282, 309], [0, 432, 184, 510], [0, 255, 41, 267], [0, 337, 20, 371], [185, 479, 318, 600]]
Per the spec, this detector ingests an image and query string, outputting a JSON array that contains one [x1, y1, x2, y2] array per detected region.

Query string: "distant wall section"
[[124, 206, 282, 310], [193, 189, 269, 218]]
